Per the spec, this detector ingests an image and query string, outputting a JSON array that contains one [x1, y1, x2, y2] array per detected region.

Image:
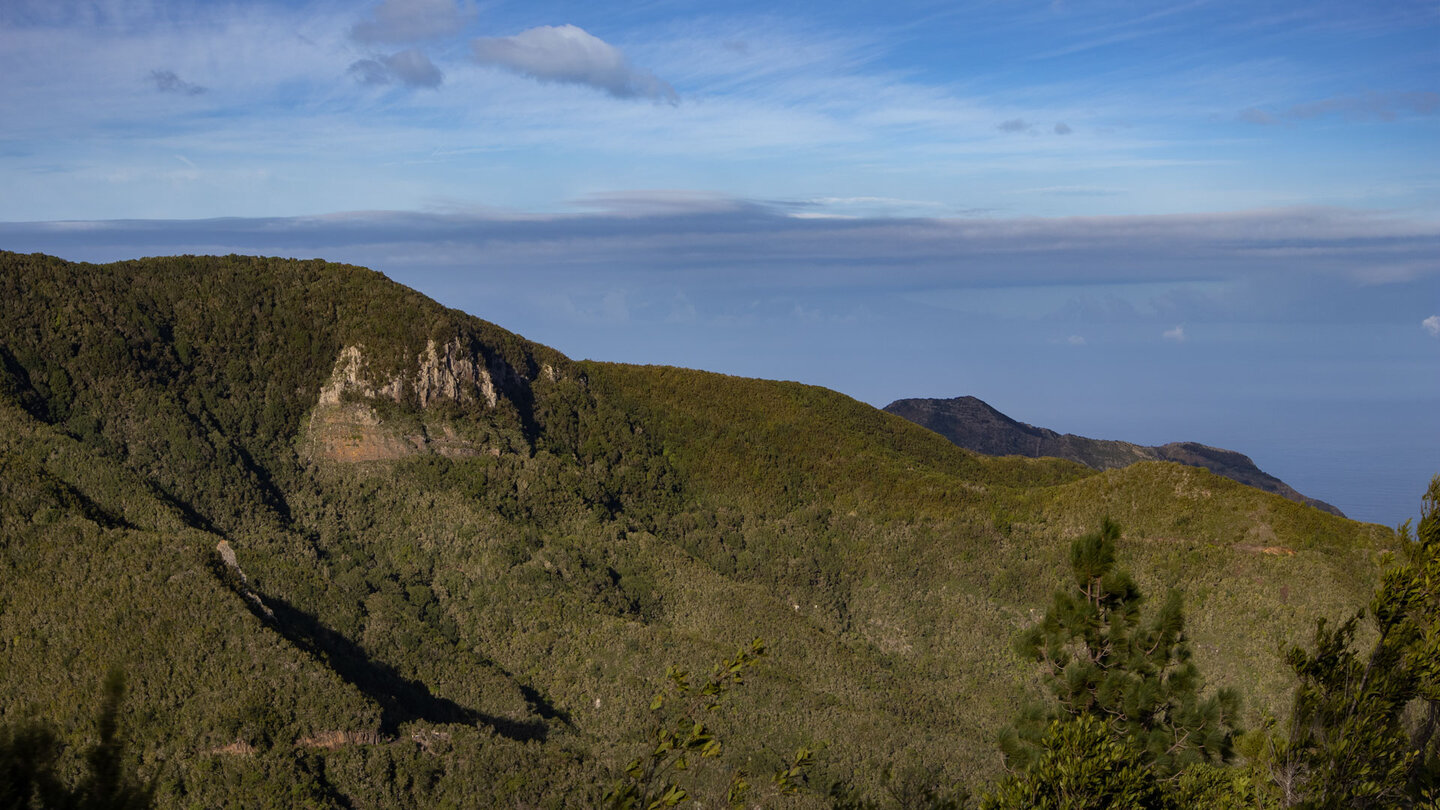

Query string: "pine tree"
[[1275, 476, 1440, 808], [1001, 518, 1241, 778]]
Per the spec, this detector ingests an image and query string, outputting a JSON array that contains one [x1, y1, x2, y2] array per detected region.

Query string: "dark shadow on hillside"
[[505, 373, 542, 452], [516, 682, 571, 725], [157, 486, 225, 536], [208, 557, 548, 741], [228, 438, 295, 524], [167, 398, 296, 528], [295, 747, 357, 810], [61, 478, 138, 531], [0, 344, 49, 421]]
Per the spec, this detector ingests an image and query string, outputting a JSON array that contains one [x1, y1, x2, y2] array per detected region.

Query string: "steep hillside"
[[0, 252, 1397, 807], [885, 395, 1344, 515]]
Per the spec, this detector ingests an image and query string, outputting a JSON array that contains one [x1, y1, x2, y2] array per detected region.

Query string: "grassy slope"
[[0, 252, 1399, 807]]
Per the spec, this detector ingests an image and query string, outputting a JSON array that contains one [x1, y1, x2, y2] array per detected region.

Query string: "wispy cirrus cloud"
[[471, 24, 678, 102]]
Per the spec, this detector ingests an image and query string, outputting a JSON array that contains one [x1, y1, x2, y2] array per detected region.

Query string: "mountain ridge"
[[884, 395, 1345, 517]]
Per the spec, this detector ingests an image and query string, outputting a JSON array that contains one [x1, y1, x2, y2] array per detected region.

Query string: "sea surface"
[[1238, 425, 1436, 529], [1249, 439, 1434, 529]]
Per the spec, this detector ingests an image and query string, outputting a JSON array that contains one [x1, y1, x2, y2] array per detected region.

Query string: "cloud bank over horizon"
[[4, 203, 1435, 328]]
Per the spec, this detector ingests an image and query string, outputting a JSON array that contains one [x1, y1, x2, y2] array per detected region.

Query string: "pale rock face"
[[319, 340, 500, 409], [415, 339, 497, 408], [215, 540, 242, 579], [308, 340, 525, 462], [215, 540, 273, 618], [317, 345, 379, 406]]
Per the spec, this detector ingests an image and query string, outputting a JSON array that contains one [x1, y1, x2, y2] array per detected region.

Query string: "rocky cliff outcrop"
[[318, 339, 513, 410], [884, 395, 1344, 516], [308, 339, 540, 462]]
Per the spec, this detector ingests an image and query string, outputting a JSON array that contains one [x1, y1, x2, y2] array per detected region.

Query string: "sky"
[[1, 0, 1437, 526]]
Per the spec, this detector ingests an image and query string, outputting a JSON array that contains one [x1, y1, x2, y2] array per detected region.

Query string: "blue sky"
[[1, 0, 1437, 525]]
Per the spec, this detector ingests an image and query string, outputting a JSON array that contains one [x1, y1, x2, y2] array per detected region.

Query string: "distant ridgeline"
[[0, 251, 1401, 808], [884, 395, 1344, 517]]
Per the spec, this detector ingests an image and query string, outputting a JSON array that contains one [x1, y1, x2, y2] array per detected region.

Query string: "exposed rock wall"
[[317, 345, 404, 406], [298, 730, 385, 749], [308, 403, 423, 462], [318, 339, 502, 409], [307, 339, 537, 463], [416, 339, 497, 408]]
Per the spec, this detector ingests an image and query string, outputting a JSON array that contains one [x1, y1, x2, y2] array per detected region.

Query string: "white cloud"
[[666, 292, 697, 323], [472, 25, 677, 102], [349, 49, 443, 88], [352, 0, 467, 44], [1238, 107, 1278, 125], [148, 69, 205, 96], [1163, 325, 1186, 342], [1067, 334, 1086, 345], [1239, 92, 1440, 126], [1424, 315, 1440, 337]]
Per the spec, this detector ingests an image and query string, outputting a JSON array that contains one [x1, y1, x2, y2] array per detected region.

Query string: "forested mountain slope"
[[0, 252, 1397, 807]]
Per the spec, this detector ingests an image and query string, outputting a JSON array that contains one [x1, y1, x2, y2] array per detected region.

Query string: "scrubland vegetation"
[[0, 251, 1431, 807]]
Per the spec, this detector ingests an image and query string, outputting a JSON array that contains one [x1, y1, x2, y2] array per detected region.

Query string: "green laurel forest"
[[0, 251, 1417, 807]]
